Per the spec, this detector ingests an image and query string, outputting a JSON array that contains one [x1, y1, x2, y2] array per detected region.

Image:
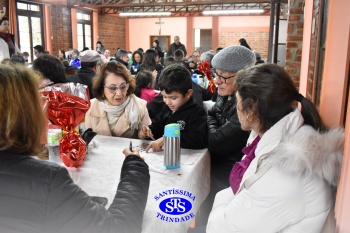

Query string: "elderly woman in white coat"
[[207, 63, 343, 233], [85, 61, 151, 138]]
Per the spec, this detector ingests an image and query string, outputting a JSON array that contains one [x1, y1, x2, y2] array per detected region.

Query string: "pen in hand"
[[129, 141, 133, 152]]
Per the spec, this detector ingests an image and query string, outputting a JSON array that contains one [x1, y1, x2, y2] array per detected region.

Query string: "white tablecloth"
[[53, 135, 210, 233]]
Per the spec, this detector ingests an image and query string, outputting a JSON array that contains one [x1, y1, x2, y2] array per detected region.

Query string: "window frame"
[[16, 1, 44, 62], [77, 10, 92, 51]]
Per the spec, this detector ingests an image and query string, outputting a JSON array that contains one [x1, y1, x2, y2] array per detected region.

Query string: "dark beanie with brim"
[[212, 45, 256, 73]]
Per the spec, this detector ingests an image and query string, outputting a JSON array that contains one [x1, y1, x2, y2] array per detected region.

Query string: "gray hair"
[[200, 51, 215, 64], [115, 49, 128, 59]]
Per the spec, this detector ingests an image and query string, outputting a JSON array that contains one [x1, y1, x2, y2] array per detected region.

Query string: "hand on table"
[[123, 148, 143, 160], [146, 137, 164, 153]]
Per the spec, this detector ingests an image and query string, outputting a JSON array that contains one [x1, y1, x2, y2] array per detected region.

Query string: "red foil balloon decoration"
[[60, 132, 87, 167], [41, 83, 90, 167], [197, 60, 216, 95]]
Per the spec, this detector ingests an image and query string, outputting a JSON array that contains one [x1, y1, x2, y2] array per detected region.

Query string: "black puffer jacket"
[[0, 152, 149, 233], [207, 95, 250, 185]]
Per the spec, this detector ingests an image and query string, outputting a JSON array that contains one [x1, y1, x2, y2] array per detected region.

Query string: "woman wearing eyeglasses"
[[85, 61, 151, 138]]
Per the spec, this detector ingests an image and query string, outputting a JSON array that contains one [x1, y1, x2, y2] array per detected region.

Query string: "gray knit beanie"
[[212, 45, 256, 72]]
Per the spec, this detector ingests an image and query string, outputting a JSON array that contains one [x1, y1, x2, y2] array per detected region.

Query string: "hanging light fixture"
[[119, 12, 171, 17], [202, 9, 264, 15]]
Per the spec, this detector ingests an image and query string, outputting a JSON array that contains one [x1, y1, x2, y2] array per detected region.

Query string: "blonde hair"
[[0, 65, 46, 155]]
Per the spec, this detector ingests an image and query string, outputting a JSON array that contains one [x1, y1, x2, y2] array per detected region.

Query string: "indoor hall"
[[0, 0, 349, 232]]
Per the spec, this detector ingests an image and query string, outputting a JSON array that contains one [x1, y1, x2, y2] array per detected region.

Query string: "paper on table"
[[142, 149, 204, 174], [180, 149, 203, 165], [143, 151, 166, 174]]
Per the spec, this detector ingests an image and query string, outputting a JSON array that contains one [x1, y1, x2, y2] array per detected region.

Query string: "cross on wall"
[[155, 18, 164, 35]]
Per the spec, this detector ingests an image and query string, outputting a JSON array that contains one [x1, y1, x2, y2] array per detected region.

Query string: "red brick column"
[[50, 5, 72, 57], [285, 0, 304, 88], [98, 14, 126, 54]]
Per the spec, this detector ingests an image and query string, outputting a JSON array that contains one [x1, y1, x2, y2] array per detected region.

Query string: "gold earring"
[[246, 114, 253, 122]]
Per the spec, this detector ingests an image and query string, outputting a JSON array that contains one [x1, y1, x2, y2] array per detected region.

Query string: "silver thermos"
[[164, 123, 181, 169]]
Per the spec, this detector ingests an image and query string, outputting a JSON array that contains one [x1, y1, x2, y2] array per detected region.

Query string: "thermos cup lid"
[[164, 123, 180, 137]]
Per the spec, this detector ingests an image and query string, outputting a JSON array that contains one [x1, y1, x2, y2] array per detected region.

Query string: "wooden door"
[[150, 35, 171, 53]]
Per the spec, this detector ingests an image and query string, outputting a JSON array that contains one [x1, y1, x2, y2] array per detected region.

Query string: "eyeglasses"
[[104, 83, 129, 94], [214, 70, 236, 83]]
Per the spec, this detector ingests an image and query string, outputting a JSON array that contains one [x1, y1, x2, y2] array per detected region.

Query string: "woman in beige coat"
[[85, 61, 151, 138]]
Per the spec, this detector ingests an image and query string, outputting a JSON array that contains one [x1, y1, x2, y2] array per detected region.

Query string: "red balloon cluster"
[[41, 84, 90, 167], [197, 60, 216, 95]]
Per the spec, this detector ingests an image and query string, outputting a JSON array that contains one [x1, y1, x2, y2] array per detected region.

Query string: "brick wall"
[[285, 0, 304, 89], [219, 32, 269, 60], [98, 14, 126, 55], [49, 7, 126, 57], [50, 5, 72, 57], [0, 0, 7, 12]]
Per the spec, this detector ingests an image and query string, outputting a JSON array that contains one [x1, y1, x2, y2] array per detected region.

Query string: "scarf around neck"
[[0, 32, 15, 57], [99, 95, 144, 131], [229, 135, 261, 194]]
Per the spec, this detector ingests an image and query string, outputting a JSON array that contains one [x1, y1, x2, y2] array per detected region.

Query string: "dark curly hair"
[[32, 54, 67, 84]]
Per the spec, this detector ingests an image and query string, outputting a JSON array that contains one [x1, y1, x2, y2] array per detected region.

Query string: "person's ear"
[[186, 89, 193, 98]]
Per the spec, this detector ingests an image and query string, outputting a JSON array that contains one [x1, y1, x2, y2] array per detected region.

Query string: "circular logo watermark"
[[154, 188, 196, 222]]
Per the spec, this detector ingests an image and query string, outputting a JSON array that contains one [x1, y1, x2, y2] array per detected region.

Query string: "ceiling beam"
[[71, 0, 273, 15], [81, 0, 271, 7]]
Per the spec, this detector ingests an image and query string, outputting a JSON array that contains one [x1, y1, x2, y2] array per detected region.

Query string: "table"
[[52, 135, 210, 233]]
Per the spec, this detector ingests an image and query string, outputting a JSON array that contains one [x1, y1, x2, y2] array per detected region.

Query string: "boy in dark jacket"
[[140, 64, 207, 152]]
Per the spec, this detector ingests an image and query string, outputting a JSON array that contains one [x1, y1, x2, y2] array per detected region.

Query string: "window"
[[16, 1, 44, 63], [77, 11, 92, 51]]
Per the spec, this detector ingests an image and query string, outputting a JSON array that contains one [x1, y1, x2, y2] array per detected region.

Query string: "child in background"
[[140, 63, 207, 152], [135, 70, 158, 103]]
